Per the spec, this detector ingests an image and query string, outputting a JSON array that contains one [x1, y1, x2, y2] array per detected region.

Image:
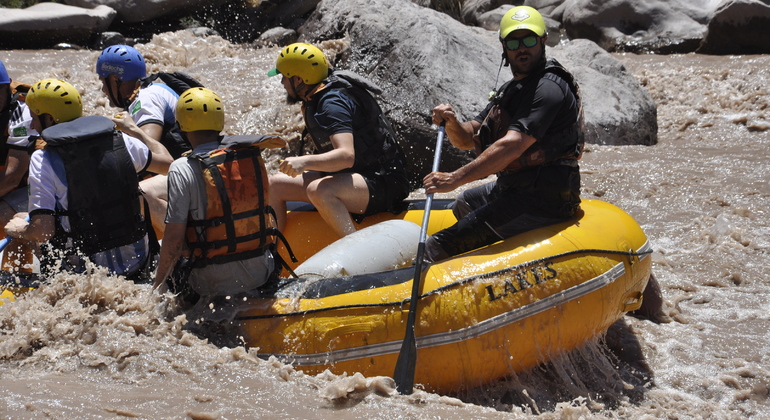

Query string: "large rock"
[[62, 0, 227, 23], [697, 0, 770, 54], [0, 3, 115, 49], [562, 0, 717, 53], [302, 0, 496, 181], [551, 40, 657, 146], [462, 0, 566, 25], [301, 0, 657, 183]]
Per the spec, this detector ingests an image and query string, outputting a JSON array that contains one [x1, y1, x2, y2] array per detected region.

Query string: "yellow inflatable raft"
[[234, 198, 652, 394]]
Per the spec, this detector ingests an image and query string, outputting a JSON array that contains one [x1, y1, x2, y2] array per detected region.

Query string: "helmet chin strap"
[[38, 115, 54, 131], [289, 78, 309, 101], [489, 55, 506, 101], [107, 78, 128, 110]]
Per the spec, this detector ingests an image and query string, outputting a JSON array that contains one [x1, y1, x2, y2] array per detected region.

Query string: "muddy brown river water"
[[0, 32, 768, 419]]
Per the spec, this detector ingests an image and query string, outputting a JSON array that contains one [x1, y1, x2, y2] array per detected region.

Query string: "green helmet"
[[267, 43, 329, 85], [499, 6, 547, 40], [176, 87, 224, 132], [26, 78, 83, 123]]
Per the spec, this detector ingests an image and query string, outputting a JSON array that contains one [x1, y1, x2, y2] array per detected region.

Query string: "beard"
[[511, 52, 545, 76], [508, 42, 547, 78], [285, 92, 301, 105]]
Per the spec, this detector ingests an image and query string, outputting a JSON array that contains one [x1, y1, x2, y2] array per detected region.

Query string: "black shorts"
[[358, 165, 410, 219]]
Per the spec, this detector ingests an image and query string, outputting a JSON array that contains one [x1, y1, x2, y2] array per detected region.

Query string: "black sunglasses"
[[504, 35, 539, 51]]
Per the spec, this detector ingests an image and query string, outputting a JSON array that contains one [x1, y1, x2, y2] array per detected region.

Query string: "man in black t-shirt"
[[266, 43, 410, 238], [423, 5, 583, 262]]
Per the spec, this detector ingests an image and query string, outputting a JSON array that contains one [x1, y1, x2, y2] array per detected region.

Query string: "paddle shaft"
[[0, 237, 10, 253], [393, 124, 445, 394]]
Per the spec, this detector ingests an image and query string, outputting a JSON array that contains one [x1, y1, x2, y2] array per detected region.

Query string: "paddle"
[[0, 236, 12, 254], [393, 122, 445, 395]]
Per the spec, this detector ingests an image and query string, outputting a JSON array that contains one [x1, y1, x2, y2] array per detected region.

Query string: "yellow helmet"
[[266, 43, 329, 85], [176, 87, 224, 132], [499, 6, 547, 40], [26, 78, 83, 123]]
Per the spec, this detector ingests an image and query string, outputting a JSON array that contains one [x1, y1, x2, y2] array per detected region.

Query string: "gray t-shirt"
[[166, 141, 274, 296]]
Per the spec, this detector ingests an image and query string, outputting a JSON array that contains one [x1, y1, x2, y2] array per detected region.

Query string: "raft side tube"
[[293, 219, 421, 278]]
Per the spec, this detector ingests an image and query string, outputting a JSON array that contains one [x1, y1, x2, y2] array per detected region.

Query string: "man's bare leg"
[[139, 175, 168, 239], [306, 173, 370, 238]]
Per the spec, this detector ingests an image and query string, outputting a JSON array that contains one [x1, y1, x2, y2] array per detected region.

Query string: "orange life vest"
[[185, 135, 289, 268]]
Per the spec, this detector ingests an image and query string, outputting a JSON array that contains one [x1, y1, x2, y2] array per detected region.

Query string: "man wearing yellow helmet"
[[267, 43, 410, 238], [3, 78, 172, 280], [423, 5, 584, 262], [153, 87, 289, 306]]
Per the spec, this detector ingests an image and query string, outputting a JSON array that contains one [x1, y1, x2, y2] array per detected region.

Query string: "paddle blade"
[[393, 242, 427, 394], [393, 324, 417, 394]]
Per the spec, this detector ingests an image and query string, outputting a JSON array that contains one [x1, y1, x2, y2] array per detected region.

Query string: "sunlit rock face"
[[0, 3, 116, 49], [62, 0, 228, 23], [697, 0, 770, 55]]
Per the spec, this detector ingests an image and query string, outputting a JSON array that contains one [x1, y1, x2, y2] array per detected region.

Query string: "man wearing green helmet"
[[423, 5, 584, 262], [267, 43, 410, 238], [4, 78, 172, 280]]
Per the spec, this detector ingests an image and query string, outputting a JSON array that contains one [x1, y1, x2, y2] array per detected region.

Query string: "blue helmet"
[[96, 44, 146, 81], [0, 60, 10, 85]]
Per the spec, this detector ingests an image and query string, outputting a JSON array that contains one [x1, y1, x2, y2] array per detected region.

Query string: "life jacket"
[[184, 135, 296, 269], [0, 98, 14, 165], [474, 59, 585, 174], [302, 70, 403, 173], [139, 71, 205, 159], [42, 115, 146, 256]]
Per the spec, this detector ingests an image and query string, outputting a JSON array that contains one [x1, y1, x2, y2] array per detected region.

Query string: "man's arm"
[[4, 213, 55, 243], [278, 132, 355, 177], [0, 149, 30, 197], [153, 221, 186, 290], [423, 129, 537, 194], [112, 113, 173, 174], [432, 103, 481, 151]]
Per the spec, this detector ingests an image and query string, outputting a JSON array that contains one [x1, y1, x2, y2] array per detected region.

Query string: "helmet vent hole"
[[203, 104, 208, 112]]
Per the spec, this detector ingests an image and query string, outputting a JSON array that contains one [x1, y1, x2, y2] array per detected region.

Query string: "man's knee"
[[139, 175, 169, 200], [424, 235, 450, 263]]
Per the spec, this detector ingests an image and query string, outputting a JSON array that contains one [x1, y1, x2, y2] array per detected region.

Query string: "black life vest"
[[0, 97, 14, 164], [302, 70, 403, 173], [474, 59, 585, 174], [42, 115, 146, 256], [1, 92, 27, 164], [184, 135, 296, 269], [139, 72, 204, 159]]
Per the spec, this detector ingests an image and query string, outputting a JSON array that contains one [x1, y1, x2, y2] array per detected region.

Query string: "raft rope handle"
[[234, 247, 653, 321]]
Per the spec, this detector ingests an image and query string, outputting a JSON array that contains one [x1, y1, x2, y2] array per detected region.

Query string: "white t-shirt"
[[128, 83, 178, 130], [28, 132, 151, 276], [7, 101, 39, 149], [166, 141, 274, 296]]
